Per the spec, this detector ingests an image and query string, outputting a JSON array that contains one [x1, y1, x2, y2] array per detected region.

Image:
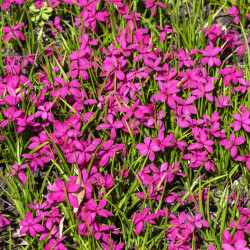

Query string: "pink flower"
[[136, 137, 160, 161], [234, 78, 250, 94], [0, 211, 10, 229], [131, 208, 158, 235], [200, 45, 223, 67], [2, 0, 24, 10], [47, 178, 80, 208], [84, 199, 114, 219], [222, 239, 250, 250], [2, 22, 25, 41], [155, 25, 177, 42], [215, 94, 232, 108], [142, 0, 166, 16], [8, 164, 27, 185], [235, 153, 250, 171], [218, 66, 244, 87], [185, 213, 209, 230], [187, 131, 214, 154], [230, 112, 250, 132], [225, 5, 240, 24], [19, 212, 45, 236], [44, 236, 67, 250], [219, 134, 245, 157], [204, 24, 222, 40], [46, 16, 63, 36]]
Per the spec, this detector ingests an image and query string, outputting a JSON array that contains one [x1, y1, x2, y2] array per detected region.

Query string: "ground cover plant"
[[0, 0, 250, 249]]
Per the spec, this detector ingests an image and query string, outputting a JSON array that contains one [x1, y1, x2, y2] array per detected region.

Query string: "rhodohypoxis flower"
[[176, 49, 195, 68], [8, 164, 27, 185], [44, 236, 67, 250], [2, 0, 24, 10], [225, 5, 239, 24], [200, 45, 223, 67], [150, 81, 181, 109], [234, 78, 250, 94], [2, 22, 25, 41], [131, 208, 158, 235], [235, 153, 250, 171], [101, 235, 124, 250], [228, 216, 250, 233], [215, 94, 232, 108], [98, 140, 124, 166], [0, 212, 10, 229], [191, 83, 215, 102], [46, 16, 63, 35], [100, 55, 127, 80], [19, 212, 45, 236], [218, 66, 244, 86], [185, 213, 209, 231], [204, 23, 222, 40], [219, 134, 245, 157], [28, 200, 50, 217], [155, 25, 177, 42], [51, 77, 82, 99], [22, 152, 51, 172], [96, 114, 123, 139], [35, 102, 54, 122], [222, 239, 250, 250], [187, 131, 214, 153], [84, 199, 114, 219], [136, 137, 160, 161], [47, 178, 80, 208], [230, 112, 250, 132], [142, 0, 166, 15]]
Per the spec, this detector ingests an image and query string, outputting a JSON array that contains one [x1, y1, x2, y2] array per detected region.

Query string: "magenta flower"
[[204, 24, 222, 40], [136, 137, 160, 161], [8, 164, 27, 185], [2, 0, 24, 10], [35, 102, 54, 122], [215, 94, 232, 108], [98, 140, 124, 166], [176, 49, 195, 68], [2, 22, 25, 41], [142, 0, 166, 16], [0, 211, 10, 229], [230, 112, 250, 132], [47, 178, 80, 208], [218, 66, 244, 87], [46, 16, 63, 36], [185, 213, 209, 230], [96, 114, 123, 139], [101, 234, 124, 250], [100, 55, 127, 80], [44, 236, 67, 250], [235, 153, 250, 171], [200, 45, 223, 67], [187, 131, 214, 153], [222, 239, 250, 250], [234, 78, 250, 94], [51, 77, 82, 99], [155, 25, 177, 42], [191, 83, 215, 102], [19, 212, 45, 236], [84, 199, 114, 219], [22, 153, 51, 172], [219, 134, 245, 157], [225, 5, 240, 24], [28, 199, 50, 218], [131, 208, 158, 235]]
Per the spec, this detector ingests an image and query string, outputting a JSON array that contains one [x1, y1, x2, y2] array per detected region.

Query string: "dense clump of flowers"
[[0, 0, 250, 249]]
